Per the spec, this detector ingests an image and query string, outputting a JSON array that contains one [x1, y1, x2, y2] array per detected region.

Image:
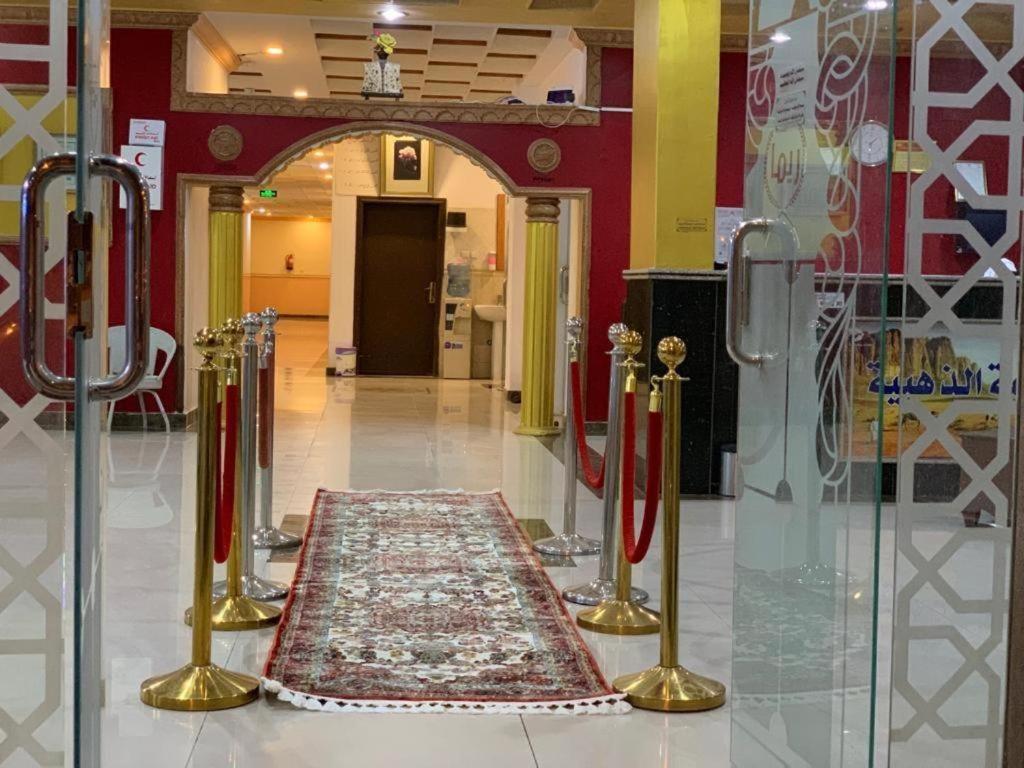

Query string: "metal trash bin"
[[719, 444, 737, 498]]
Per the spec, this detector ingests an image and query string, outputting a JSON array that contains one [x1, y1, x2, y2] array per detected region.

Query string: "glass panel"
[[730, 2, 896, 766], [886, 3, 1021, 765], [0, 3, 73, 765]]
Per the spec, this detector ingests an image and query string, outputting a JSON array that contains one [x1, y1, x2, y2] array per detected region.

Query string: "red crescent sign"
[[134, 151, 147, 167]]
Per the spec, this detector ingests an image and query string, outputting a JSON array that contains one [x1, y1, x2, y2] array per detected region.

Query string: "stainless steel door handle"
[[726, 218, 774, 368], [559, 265, 570, 305], [20, 152, 151, 402], [426, 281, 437, 304]]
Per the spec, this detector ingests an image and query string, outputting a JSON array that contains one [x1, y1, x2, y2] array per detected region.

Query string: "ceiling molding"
[[193, 14, 242, 72], [573, 27, 633, 49], [0, 6, 199, 27]]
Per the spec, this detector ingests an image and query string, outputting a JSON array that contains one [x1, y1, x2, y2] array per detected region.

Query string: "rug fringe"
[[315, 487, 503, 496], [261, 678, 631, 716]]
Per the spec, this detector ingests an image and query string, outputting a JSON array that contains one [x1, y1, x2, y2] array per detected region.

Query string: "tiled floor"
[[99, 317, 736, 767]]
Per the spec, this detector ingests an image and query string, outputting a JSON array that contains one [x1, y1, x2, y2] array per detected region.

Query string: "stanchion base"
[[140, 663, 260, 712], [612, 664, 726, 712], [533, 532, 602, 557], [514, 424, 561, 437], [252, 525, 303, 551], [184, 595, 282, 631], [213, 574, 289, 602], [576, 599, 661, 635], [562, 578, 648, 606]]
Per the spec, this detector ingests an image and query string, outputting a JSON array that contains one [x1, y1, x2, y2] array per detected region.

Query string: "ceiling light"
[[864, 0, 888, 9], [318, 161, 330, 170], [313, 150, 325, 158], [770, 30, 791, 44], [293, 88, 308, 99], [258, 207, 266, 214], [378, 5, 407, 21], [265, 46, 284, 56], [324, 173, 333, 180]]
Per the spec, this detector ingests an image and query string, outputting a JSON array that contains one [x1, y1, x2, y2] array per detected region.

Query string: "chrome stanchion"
[[533, 316, 601, 557], [140, 329, 260, 711], [253, 307, 302, 551], [213, 313, 289, 602], [563, 323, 649, 606]]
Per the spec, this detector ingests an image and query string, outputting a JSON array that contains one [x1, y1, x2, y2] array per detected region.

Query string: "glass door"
[[729, 2, 896, 766], [0, 3, 148, 766]]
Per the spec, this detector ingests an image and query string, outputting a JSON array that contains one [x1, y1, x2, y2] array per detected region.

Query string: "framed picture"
[[953, 161, 986, 202], [380, 134, 434, 196]]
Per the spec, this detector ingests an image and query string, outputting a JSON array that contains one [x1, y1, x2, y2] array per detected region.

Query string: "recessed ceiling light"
[[324, 173, 333, 180], [318, 161, 330, 170], [293, 88, 308, 99], [313, 150, 325, 158], [265, 46, 284, 56], [770, 30, 791, 44], [378, 5, 407, 21], [258, 207, 266, 214], [864, 0, 888, 9]]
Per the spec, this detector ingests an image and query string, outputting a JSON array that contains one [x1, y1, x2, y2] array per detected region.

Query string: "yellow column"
[[208, 185, 244, 327], [630, 0, 721, 269], [516, 197, 560, 437]]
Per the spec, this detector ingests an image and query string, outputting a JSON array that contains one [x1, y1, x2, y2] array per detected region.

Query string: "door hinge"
[[67, 212, 94, 339]]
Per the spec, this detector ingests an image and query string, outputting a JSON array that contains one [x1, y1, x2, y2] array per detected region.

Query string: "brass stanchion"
[[195, 320, 281, 631], [577, 330, 660, 635], [613, 337, 726, 711], [140, 328, 260, 711]]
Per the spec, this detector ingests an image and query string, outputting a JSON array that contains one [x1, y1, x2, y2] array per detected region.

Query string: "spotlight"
[[293, 88, 308, 99], [864, 0, 888, 9], [258, 207, 267, 214], [318, 161, 330, 170], [378, 5, 407, 21], [770, 30, 791, 44], [265, 46, 284, 56]]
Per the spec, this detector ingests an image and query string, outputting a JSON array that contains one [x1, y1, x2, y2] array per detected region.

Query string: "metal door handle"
[[426, 281, 437, 304], [20, 152, 151, 402], [559, 265, 570, 305], [726, 218, 774, 368]]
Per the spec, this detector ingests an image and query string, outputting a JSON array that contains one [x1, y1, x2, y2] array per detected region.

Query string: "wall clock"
[[849, 121, 890, 167]]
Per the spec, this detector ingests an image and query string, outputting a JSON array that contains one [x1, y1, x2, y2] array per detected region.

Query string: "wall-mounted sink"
[[474, 305, 506, 385], [474, 304, 506, 323]]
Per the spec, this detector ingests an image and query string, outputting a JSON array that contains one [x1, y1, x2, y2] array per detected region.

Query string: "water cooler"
[[441, 299, 473, 379]]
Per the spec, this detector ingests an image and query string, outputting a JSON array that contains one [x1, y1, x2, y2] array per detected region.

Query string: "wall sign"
[[128, 118, 165, 147], [120, 144, 163, 211]]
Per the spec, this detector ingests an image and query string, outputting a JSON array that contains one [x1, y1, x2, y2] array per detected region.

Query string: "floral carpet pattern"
[[263, 489, 627, 714]]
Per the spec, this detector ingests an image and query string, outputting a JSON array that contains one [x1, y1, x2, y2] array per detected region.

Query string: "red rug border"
[[262, 488, 617, 704]]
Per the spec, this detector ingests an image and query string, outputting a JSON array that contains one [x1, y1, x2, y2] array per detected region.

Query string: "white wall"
[[249, 218, 331, 275], [183, 184, 210, 412], [186, 29, 229, 94], [513, 34, 587, 105]]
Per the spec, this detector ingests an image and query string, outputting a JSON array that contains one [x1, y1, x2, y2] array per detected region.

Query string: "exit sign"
[[259, 189, 277, 198]]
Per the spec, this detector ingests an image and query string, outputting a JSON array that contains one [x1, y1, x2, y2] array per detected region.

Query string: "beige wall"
[[249, 218, 331, 275], [186, 29, 229, 94]]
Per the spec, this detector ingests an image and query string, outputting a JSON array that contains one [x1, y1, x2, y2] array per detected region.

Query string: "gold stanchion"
[[195, 319, 281, 631], [577, 330, 660, 636], [613, 337, 726, 712], [140, 329, 260, 711]]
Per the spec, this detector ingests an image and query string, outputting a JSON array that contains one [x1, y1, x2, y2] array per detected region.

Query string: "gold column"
[[516, 197, 561, 437], [209, 185, 244, 328], [630, 0, 721, 269]]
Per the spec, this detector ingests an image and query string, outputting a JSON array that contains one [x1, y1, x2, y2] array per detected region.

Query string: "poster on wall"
[[380, 135, 434, 197], [847, 329, 1014, 460], [119, 144, 163, 210]]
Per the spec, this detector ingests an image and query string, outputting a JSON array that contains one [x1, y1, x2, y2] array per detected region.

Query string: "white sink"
[[474, 304, 506, 323], [474, 305, 506, 384]]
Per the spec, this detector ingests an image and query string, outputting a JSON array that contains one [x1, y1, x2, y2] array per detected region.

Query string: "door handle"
[[20, 152, 151, 402], [559, 265, 569, 305], [426, 281, 437, 304], [726, 218, 784, 368]]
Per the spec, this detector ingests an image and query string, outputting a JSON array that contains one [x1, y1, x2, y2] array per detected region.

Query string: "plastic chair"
[[107, 326, 177, 432]]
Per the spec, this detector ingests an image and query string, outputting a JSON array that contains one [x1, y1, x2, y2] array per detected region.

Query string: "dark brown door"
[[355, 198, 445, 376]]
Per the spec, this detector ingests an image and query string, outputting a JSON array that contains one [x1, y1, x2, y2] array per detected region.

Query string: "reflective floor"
[[102, 318, 735, 767]]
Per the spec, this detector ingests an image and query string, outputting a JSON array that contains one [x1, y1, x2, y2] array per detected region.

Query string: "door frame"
[[353, 196, 447, 376]]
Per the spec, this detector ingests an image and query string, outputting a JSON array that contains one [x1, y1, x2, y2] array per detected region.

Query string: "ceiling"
[[244, 143, 335, 218], [210, 13, 577, 102]]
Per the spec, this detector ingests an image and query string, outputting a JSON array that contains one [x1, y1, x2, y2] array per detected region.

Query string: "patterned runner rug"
[[262, 489, 628, 715]]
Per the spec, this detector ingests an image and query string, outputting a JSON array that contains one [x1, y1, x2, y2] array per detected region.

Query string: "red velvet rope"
[[569, 360, 605, 490], [621, 390, 664, 564], [213, 399, 222, 559], [258, 365, 270, 470], [215, 384, 239, 564]]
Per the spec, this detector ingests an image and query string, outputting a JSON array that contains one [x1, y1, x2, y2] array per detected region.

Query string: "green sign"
[[259, 189, 278, 198]]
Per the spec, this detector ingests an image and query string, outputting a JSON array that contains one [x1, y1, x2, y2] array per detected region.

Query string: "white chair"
[[107, 326, 177, 432]]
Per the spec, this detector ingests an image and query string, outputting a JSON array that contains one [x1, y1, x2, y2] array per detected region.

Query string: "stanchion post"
[[140, 329, 259, 711], [197, 319, 281, 630], [253, 307, 302, 550], [533, 316, 601, 557], [576, 329, 660, 635], [563, 323, 649, 606], [612, 337, 726, 711]]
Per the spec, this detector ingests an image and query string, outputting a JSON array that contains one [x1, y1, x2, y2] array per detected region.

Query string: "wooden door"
[[355, 198, 446, 376]]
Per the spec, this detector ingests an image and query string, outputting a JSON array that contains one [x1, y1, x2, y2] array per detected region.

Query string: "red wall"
[[105, 28, 633, 419]]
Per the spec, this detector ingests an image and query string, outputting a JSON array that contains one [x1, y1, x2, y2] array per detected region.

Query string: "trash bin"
[[335, 347, 357, 377], [719, 444, 737, 498]]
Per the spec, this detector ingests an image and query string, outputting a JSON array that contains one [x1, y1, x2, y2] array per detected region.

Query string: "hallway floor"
[[102, 317, 736, 767]]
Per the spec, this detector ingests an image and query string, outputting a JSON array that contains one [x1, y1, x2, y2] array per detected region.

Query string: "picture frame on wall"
[[380, 134, 434, 196]]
